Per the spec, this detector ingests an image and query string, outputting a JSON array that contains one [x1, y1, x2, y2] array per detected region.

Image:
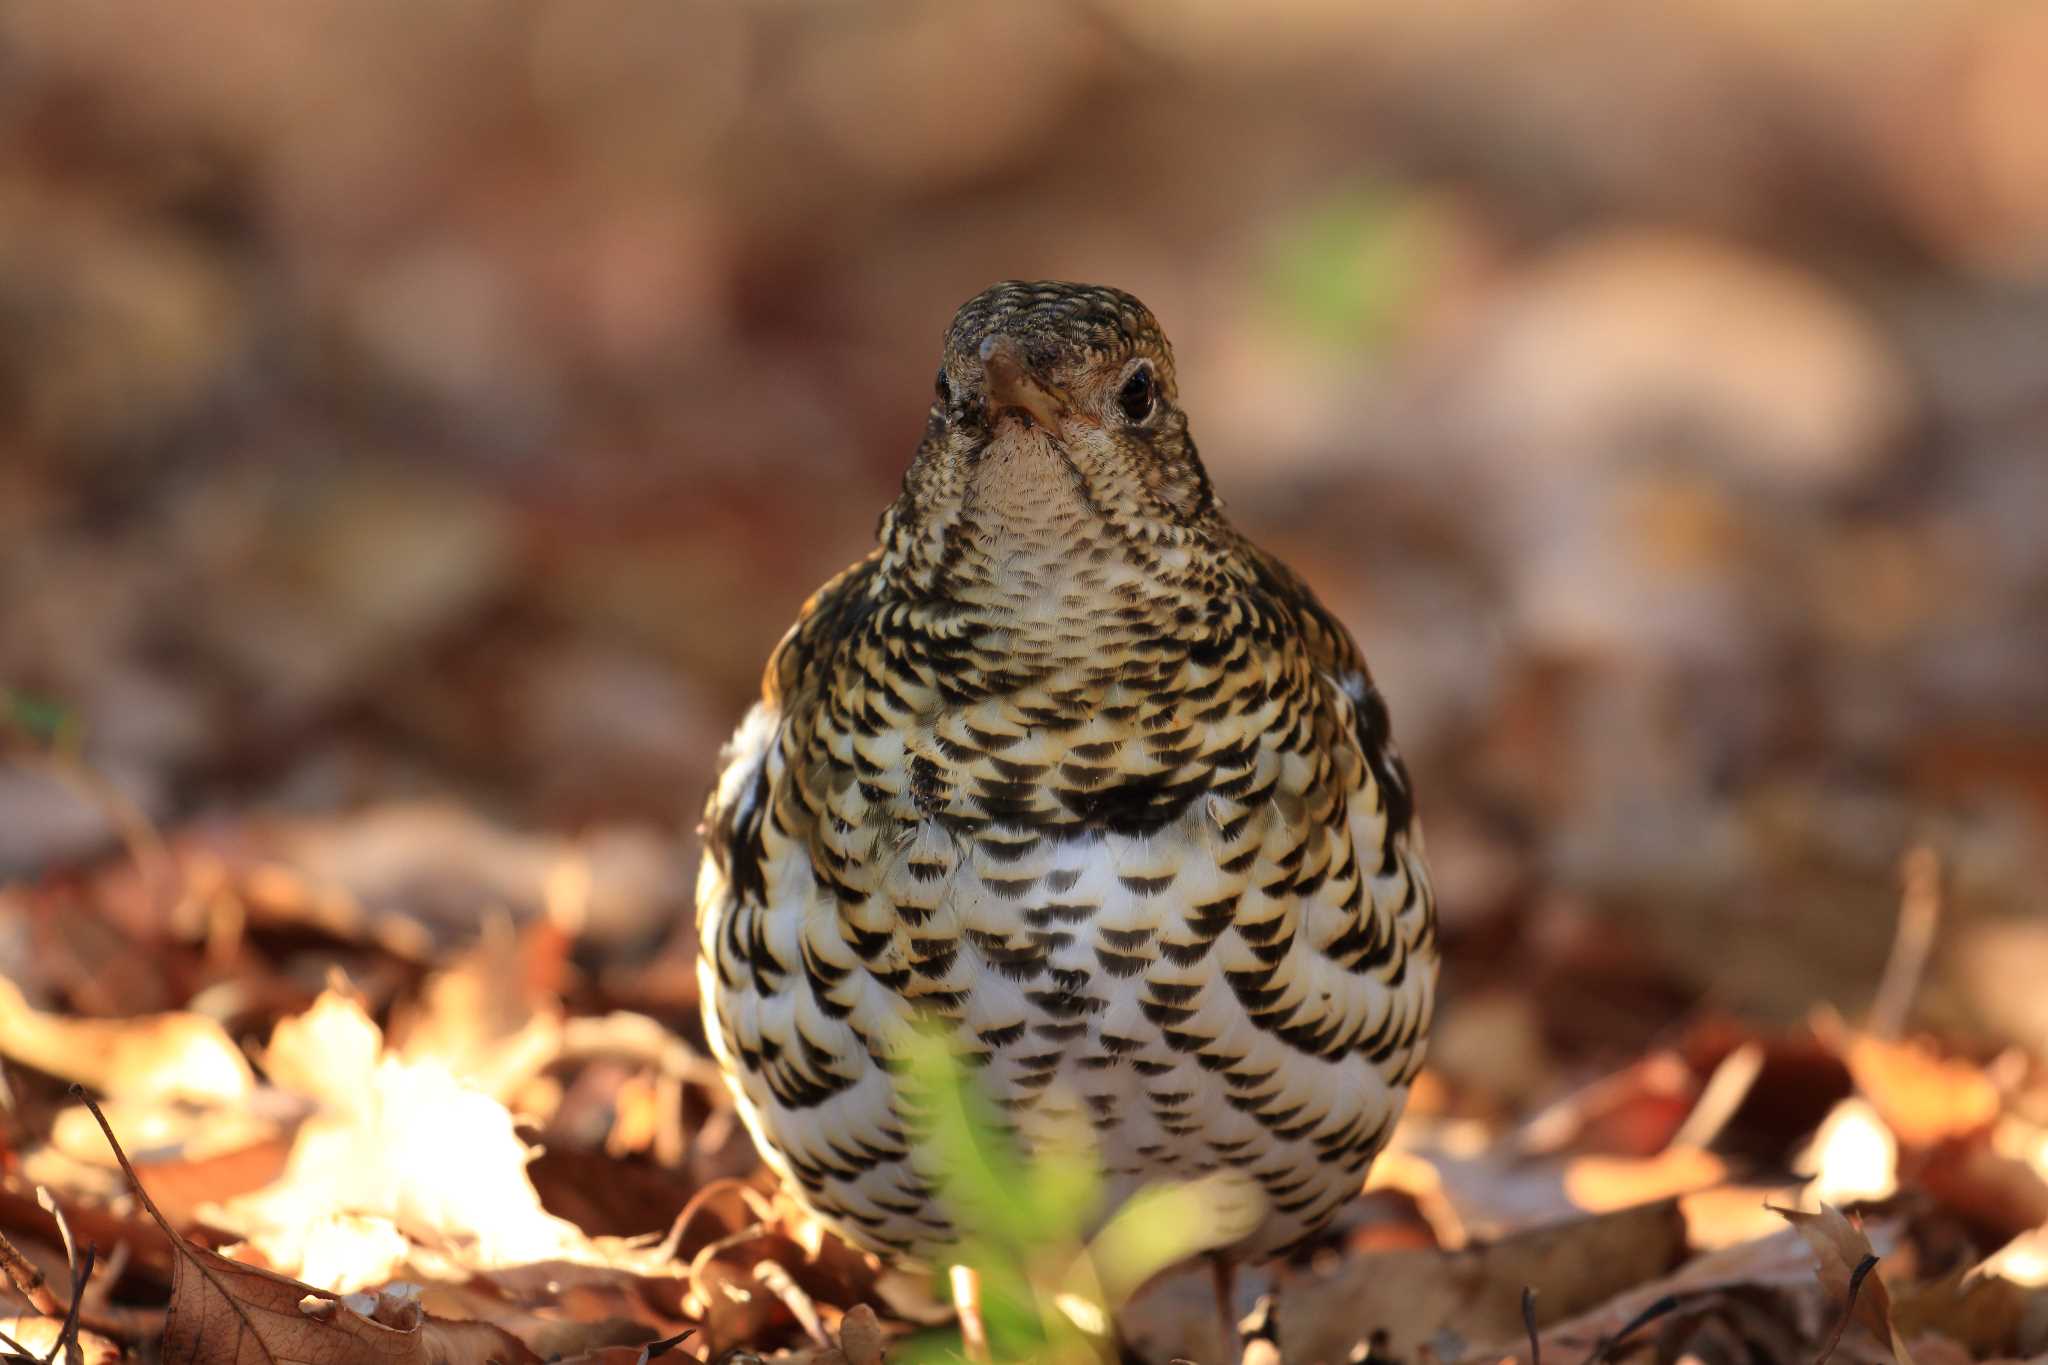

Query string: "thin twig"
[[749, 1259, 830, 1349], [7, 749, 175, 923], [1238, 1293, 1282, 1365], [46, 1244, 91, 1365], [558, 1012, 729, 1090], [1868, 846, 1941, 1040], [74, 1241, 122, 1325], [0, 1232, 59, 1318], [26, 1199, 71, 1304], [1665, 1040, 1764, 1152], [0, 1224, 129, 1361], [949, 1264, 991, 1364], [1522, 1287, 1541, 1365], [22, 1189, 90, 1365], [1810, 1254, 1879, 1365], [1210, 1254, 1239, 1361], [641, 1330, 694, 1359], [1579, 1292, 1685, 1364]]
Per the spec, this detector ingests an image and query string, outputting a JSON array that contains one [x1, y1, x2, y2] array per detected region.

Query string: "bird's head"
[[886, 282, 1218, 583]]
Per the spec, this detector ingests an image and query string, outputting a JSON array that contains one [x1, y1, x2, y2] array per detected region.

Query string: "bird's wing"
[[765, 552, 887, 707], [1233, 539, 1417, 845], [701, 550, 886, 902]]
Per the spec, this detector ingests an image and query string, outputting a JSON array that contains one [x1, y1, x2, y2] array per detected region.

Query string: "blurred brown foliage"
[[5, 0, 2046, 1028], [2, 2, 2047, 1361]]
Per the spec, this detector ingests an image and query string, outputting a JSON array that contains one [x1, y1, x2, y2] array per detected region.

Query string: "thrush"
[[697, 281, 1437, 1285]]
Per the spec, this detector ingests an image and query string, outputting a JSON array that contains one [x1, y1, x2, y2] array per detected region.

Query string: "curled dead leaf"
[[1774, 1203, 1918, 1364]]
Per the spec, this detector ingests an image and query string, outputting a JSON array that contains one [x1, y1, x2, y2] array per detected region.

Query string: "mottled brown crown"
[[942, 280, 1171, 374]]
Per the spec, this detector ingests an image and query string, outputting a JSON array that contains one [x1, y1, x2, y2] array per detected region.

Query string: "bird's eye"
[[1117, 364, 1156, 423], [935, 371, 953, 406]]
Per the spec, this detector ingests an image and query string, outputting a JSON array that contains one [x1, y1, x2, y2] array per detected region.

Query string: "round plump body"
[[696, 282, 1437, 1260]]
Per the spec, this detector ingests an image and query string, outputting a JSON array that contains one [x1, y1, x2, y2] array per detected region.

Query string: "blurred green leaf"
[[895, 1024, 1265, 1361], [1263, 185, 1441, 348], [1078, 1170, 1265, 1310], [2, 689, 76, 749], [896, 1023, 1109, 1363], [900, 1024, 1041, 1251]]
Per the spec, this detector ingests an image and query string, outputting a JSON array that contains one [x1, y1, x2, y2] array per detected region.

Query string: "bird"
[[695, 280, 1437, 1320]]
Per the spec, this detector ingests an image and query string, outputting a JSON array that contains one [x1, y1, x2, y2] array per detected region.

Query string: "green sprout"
[[892, 1023, 1266, 1363]]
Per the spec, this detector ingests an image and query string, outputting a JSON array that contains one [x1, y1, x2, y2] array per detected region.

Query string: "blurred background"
[[3, 0, 2045, 1066]]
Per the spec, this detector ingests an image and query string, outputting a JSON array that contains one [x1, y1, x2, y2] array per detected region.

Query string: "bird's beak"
[[979, 335, 1069, 431]]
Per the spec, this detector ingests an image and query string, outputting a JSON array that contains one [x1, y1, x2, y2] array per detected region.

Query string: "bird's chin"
[[970, 425, 1088, 510]]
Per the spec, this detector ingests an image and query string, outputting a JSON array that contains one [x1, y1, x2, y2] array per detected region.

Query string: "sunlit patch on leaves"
[[79, 1095, 541, 1365]]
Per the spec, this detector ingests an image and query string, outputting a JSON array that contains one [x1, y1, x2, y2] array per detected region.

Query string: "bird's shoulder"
[[1227, 533, 1417, 842], [702, 549, 904, 897], [764, 550, 890, 706]]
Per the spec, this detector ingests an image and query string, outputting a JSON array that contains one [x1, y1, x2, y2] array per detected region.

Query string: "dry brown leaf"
[[1978, 1226, 2048, 1291], [1516, 1050, 1700, 1159], [1678, 1181, 1804, 1250], [1365, 1146, 1471, 1249], [416, 1316, 549, 1365], [1897, 1337, 1976, 1365], [1920, 1136, 2048, 1244], [689, 1248, 787, 1353], [1125, 1197, 1687, 1363], [1561, 1144, 1727, 1213], [548, 1348, 690, 1365], [249, 805, 677, 963], [0, 972, 253, 1106], [79, 1098, 544, 1365], [417, 1273, 687, 1361], [1843, 1033, 2002, 1148], [44, 1100, 284, 1189], [1893, 1266, 2030, 1356], [1494, 1223, 1820, 1364], [1776, 1203, 1918, 1364]]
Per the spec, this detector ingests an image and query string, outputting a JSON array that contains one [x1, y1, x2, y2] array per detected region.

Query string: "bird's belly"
[[704, 755, 1434, 1264], [911, 823, 1419, 1258]]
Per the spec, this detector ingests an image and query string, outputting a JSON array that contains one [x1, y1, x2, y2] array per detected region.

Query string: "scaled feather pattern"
[[697, 281, 1438, 1260]]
